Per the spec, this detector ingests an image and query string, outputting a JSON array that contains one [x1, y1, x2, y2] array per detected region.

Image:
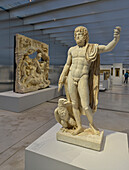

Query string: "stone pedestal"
[[0, 85, 62, 112], [25, 123, 129, 170], [57, 128, 104, 151]]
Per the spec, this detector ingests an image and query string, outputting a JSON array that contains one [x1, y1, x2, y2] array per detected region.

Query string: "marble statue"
[[55, 26, 121, 150], [15, 34, 50, 93], [54, 98, 76, 130]]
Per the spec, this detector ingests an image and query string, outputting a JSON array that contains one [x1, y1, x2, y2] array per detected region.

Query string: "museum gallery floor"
[[0, 84, 129, 169]]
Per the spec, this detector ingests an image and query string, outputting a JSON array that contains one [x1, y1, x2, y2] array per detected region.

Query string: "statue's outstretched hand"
[[114, 26, 121, 41]]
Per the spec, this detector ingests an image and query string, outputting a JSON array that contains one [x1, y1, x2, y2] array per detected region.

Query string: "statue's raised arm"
[[99, 26, 121, 54]]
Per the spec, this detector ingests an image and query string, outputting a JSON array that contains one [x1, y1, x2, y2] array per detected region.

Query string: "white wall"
[[113, 63, 123, 85]]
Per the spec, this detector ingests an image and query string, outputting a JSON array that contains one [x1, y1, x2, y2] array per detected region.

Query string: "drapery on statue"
[[56, 26, 121, 136]]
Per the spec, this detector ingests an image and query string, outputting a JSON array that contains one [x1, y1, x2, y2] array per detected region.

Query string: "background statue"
[[15, 34, 50, 93], [57, 26, 121, 135]]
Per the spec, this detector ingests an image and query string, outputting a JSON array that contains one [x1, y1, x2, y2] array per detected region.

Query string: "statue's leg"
[[67, 72, 83, 135], [78, 75, 93, 123], [78, 75, 100, 134], [61, 120, 68, 128]]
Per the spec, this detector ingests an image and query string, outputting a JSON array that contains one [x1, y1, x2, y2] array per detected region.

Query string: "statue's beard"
[[76, 39, 86, 46]]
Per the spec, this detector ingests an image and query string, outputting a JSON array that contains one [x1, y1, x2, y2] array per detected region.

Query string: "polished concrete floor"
[[0, 84, 129, 170]]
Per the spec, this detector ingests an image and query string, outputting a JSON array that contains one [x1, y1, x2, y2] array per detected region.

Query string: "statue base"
[[57, 127, 104, 151], [0, 85, 62, 112], [25, 124, 129, 170]]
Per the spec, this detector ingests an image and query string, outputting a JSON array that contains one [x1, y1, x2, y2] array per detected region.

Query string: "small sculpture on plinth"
[[54, 98, 76, 130], [54, 26, 121, 151]]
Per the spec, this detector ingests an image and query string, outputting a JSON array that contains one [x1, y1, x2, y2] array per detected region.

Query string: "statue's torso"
[[70, 45, 90, 79]]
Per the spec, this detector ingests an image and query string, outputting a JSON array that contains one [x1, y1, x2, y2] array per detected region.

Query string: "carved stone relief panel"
[[14, 34, 50, 93]]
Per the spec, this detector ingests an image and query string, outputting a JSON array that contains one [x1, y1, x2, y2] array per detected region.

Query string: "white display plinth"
[[25, 124, 129, 170], [0, 85, 62, 112], [99, 86, 106, 91], [113, 63, 123, 85]]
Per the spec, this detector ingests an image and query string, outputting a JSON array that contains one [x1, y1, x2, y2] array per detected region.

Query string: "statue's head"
[[74, 26, 89, 46], [27, 49, 35, 55], [58, 98, 71, 107], [24, 55, 30, 61], [58, 98, 67, 107], [36, 52, 42, 60]]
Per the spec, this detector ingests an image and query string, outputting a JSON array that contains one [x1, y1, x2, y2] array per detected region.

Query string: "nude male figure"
[[58, 26, 121, 135]]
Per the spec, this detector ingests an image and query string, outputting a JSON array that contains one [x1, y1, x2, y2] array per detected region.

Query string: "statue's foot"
[[72, 127, 83, 135], [89, 123, 100, 135], [61, 127, 68, 132]]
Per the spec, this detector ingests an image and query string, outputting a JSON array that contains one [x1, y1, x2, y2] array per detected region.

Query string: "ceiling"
[[0, 0, 129, 64]]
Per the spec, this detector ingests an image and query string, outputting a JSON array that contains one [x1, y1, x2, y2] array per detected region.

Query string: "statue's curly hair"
[[74, 26, 89, 43]]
